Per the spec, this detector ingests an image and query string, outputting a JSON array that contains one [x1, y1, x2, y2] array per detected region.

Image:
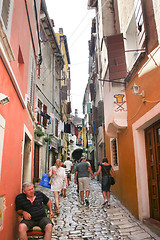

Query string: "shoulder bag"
[[102, 164, 115, 186]]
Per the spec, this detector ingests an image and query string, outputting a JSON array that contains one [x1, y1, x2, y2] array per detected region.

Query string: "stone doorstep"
[[118, 226, 142, 233], [143, 218, 160, 237]]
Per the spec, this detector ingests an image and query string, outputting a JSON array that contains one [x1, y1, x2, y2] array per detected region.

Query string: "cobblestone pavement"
[[37, 177, 160, 240]]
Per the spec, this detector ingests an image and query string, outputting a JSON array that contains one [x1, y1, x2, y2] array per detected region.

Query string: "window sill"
[[0, 19, 15, 62]]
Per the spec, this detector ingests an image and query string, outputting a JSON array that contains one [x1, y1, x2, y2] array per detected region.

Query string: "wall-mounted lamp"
[[131, 83, 145, 98], [0, 93, 10, 105]]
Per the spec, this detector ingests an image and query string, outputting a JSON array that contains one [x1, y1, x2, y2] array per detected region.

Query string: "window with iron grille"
[[110, 138, 119, 168]]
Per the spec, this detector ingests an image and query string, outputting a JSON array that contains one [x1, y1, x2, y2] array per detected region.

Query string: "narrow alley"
[[37, 178, 160, 240]]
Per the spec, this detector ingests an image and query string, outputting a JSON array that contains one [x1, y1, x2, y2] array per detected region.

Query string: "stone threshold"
[[143, 218, 160, 237]]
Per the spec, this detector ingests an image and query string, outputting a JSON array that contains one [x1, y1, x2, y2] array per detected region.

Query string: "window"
[[37, 99, 42, 124], [1, 0, 10, 29], [0, 0, 14, 61], [18, 46, 24, 64], [110, 138, 119, 170], [43, 105, 47, 128], [125, 0, 146, 71], [134, 0, 146, 50]]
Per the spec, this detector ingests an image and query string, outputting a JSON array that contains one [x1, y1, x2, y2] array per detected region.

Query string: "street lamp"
[[131, 83, 145, 97], [0, 93, 10, 105]]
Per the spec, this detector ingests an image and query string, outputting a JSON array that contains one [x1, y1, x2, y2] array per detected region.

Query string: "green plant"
[[43, 136, 52, 144], [34, 128, 45, 137]]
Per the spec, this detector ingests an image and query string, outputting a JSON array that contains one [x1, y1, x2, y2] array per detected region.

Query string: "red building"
[[0, 0, 40, 239]]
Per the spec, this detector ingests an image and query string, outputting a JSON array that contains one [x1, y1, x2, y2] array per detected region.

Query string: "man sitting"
[[15, 182, 54, 240]]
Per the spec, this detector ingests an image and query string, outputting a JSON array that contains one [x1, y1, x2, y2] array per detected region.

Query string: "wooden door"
[[145, 121, 160, 220]]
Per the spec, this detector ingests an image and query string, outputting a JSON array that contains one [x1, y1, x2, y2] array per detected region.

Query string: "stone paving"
[[37, 177, 160, 240]]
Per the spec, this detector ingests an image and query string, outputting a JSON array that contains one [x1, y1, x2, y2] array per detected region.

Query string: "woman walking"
[[92, 157, 115, 207], [49, 159, 68, 214]]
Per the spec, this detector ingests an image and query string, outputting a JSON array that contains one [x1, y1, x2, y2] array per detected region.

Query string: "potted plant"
[[43, 136, 52, 144], [34, 128, 45, 137]]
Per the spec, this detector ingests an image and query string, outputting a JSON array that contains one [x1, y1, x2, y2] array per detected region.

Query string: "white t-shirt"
[[64, 160, 73, 171]]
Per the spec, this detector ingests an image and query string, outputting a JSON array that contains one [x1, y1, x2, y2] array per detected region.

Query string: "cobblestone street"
[[37, 177, 160, 240]]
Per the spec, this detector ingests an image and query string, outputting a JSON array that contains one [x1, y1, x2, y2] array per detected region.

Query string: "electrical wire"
[[69, 0, 107, 50], [145, 99, 160, 103], [68, 0, 97, 42], [127, 102, 144, 121], [127, 97, 160, 121], [68, 10, 91, 42]]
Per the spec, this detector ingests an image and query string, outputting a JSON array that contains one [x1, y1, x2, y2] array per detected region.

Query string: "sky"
[[45, 0, 95, 118]]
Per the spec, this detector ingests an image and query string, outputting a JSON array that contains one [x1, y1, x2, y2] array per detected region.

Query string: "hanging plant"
[[34, 128, 45, 137], [43, 136, 52, 144]]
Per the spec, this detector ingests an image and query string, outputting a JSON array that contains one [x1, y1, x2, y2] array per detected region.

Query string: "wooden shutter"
[[29, 57, 35, 110], [43, 105, 47, 127], [105, 33, 127, 81]]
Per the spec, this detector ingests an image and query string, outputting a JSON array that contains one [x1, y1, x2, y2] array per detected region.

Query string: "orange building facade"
[[88, 0, 160, 225], [0, 0, 40, 239], [109, 60, 160, 220], [103, 0, 160, 223]]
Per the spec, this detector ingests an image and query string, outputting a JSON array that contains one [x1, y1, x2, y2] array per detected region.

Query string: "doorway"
[[145, 120, 160, 220], [34, 144, 39, 180], [22, 133, 32, 183]]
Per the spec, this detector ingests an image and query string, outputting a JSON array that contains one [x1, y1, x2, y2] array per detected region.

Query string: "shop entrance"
[[145, 120, 160, 220]]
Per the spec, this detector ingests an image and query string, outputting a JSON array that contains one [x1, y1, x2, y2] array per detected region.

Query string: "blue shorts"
[[101, 176, 111, 192]]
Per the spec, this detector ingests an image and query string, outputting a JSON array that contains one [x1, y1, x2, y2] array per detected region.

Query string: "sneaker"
[[85, 198, 89, 206], [107, 203, 110, 208], [102, 200, 108, 206], [81, 201, 84, 205]]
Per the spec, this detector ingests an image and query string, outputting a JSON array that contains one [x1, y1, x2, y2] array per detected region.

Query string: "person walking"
[[74, 156, 94, 205], [49, 159, 68, 214], [61, 165, 70, 197], [92, 157, 115, 208], [15, 182, 54, 240], [64, 157, 73, 185]]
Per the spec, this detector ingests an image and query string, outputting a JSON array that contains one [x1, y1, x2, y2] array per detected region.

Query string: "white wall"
[[152, 0, 160, 45]]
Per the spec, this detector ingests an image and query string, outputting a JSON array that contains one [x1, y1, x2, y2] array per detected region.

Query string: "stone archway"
[[71, 148, 83, 162]]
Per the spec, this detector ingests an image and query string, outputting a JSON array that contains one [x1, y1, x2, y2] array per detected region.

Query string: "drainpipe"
[[45, 136, 49, 173]]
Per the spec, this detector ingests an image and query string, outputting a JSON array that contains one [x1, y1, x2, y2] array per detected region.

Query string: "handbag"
[[39, 173, 51, 189], [109, 175, 115, 185], [49, 175, 52, 185], [48, 168, 56, 185], [102, 164, 115, 186]]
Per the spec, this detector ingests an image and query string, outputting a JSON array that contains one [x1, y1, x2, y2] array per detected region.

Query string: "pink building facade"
[[0, 0, 40, 239]]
